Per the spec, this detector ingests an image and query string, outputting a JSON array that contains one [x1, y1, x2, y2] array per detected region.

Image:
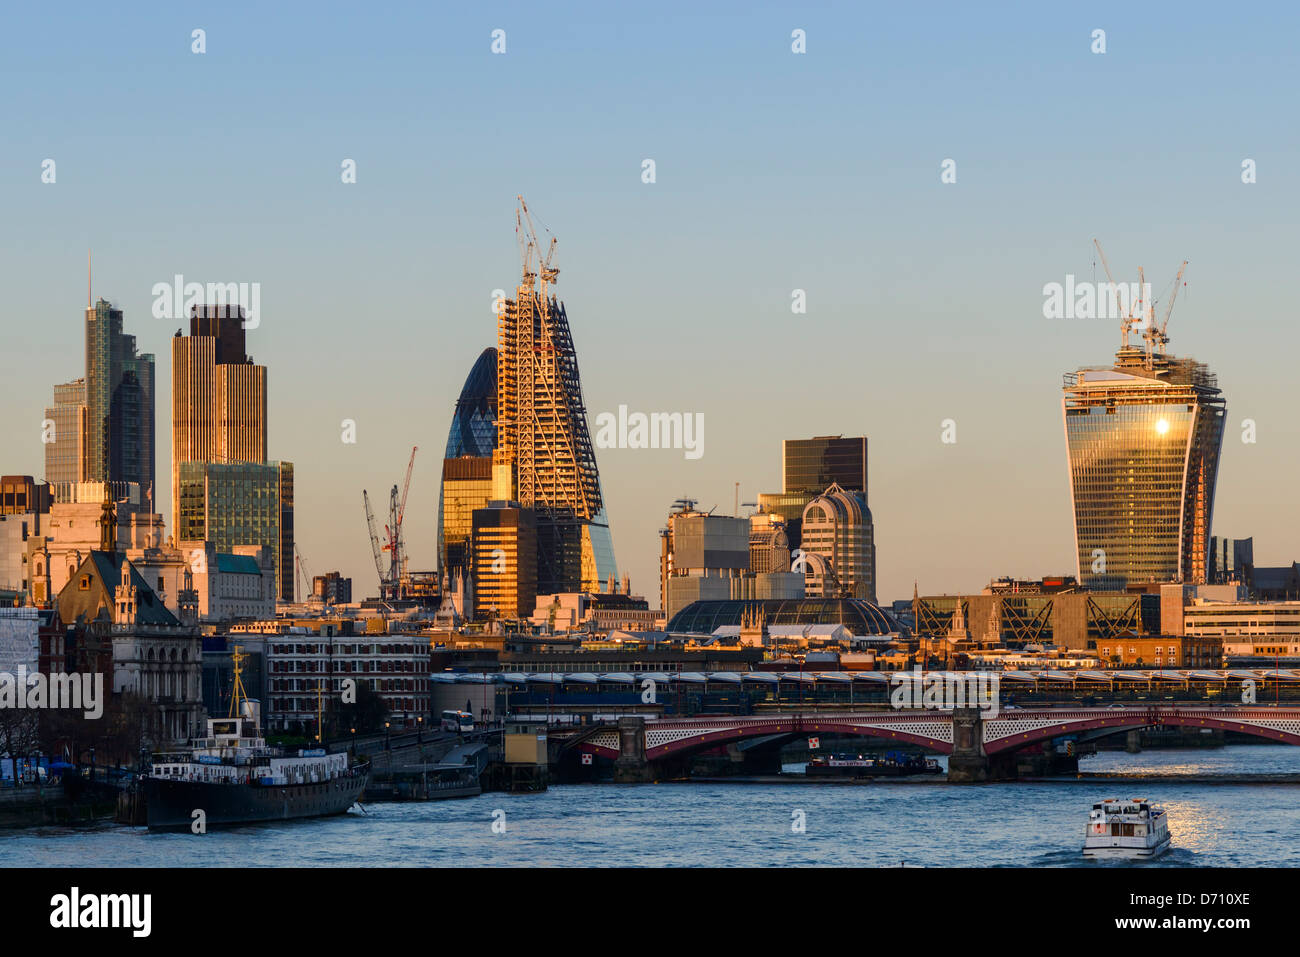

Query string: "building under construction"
[[489, 197, 617, 597]]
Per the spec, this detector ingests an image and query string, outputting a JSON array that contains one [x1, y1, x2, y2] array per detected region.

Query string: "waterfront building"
[[1063, 327, 1226, 589], [175, 460, 294, 601], [913, 580, 1162, 652], [237, 621, 432, 731], [1096, 632, 1223, 669]]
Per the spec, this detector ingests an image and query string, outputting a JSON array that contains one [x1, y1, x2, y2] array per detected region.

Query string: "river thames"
[[6, 744, 1300, 867]]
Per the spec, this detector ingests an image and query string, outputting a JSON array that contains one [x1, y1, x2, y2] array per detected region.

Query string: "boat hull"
[[1082, 836, 1172, 860], [142, 772, 368, 831]]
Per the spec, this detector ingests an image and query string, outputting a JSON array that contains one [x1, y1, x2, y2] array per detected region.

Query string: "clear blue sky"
[[2, 1, 1297, 606]]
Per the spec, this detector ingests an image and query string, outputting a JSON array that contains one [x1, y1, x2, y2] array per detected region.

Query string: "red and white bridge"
[[569, 707, 1300, 765]]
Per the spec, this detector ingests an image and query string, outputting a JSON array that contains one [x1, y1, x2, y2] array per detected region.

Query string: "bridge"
[[559, 707, 1300, 782]]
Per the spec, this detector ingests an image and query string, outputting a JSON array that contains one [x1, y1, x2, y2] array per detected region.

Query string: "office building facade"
[[175, 460, 294, 601], [44, 378, 88, 486], [472, 501, 537, 620], [171, 305, 268, 537]]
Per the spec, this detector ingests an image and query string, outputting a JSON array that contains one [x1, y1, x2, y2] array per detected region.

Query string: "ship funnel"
[[241, 698, 261, 731]]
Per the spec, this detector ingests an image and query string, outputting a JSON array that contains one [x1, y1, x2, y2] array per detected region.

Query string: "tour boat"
[[1082, 799, 1171, 859]]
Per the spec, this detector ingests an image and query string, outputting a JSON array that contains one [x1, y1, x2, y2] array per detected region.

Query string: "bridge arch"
[[984, 710, 1300, 755]]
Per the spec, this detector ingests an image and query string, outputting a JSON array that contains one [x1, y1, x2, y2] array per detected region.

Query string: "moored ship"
[[1082, 799, 1171, 859], [805, 751, 943, 778], [142, 647, 368, 830]]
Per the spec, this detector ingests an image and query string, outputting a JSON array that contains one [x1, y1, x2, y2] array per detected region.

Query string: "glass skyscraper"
[[783, 436, 868, 498], [176, 460, 294, 601], [1063, 340, 1225, 589], [83, 298, 154, 495], [438, 348, 498, 577]]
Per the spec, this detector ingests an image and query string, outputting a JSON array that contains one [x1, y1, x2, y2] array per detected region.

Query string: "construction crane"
[[294, 544, 311, 604], [362, 446, 419, 602], [1093, 238, 1143, 349], [362, 490, 385, 596], [518, 195, 558, 286], [1155, 260, 1189, 351]]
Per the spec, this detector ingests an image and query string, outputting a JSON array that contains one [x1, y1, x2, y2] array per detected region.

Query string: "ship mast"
[[228, 644, 251, 724]]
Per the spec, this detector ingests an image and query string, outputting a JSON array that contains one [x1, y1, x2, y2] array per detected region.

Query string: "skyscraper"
[[83, 297, 155, 494], [783, 436, 868, 498], [491, 198, 617, 595], [1063, 321, 1226, 589], [176, 460, 294, 601], [800, 484, 877, 602], [171, 305, 290, 599], [756, 435, 876, 597], [171, 306, 268, 533], [438, 348, 498, 579], [44, 378, 87, 486]]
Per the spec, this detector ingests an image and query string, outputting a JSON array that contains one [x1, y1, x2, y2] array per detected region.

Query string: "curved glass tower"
[[438, 348, 497, 575], [1063, 338, 1225, 589]]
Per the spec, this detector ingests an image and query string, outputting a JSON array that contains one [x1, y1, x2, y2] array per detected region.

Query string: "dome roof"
[[802, 483, 870, 526], [666, 597, 906, 637], [444, 347, 498, 459]]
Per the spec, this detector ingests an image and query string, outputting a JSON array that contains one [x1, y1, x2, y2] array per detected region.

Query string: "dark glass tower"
[[85, 297, 155, 495], [438, 348, 498, 575]]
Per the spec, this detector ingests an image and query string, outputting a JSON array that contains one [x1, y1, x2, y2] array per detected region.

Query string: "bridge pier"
[[947, 708, 1017, 783], [613, 717, 655, 783]]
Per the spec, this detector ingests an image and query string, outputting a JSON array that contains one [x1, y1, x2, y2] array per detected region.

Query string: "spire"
[[98, 487, 117, 552], [88, 249, 92, 308]]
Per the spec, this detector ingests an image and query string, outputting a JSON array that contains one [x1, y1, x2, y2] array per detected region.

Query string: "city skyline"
[[4, 3, 1298, 607]]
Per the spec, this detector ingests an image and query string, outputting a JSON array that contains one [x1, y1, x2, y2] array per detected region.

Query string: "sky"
[[2, 1, 1298, 608]]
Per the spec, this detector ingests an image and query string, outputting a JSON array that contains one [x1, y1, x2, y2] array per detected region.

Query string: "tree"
[[324, 680, 389, 739], [0, 709, 40, 786]]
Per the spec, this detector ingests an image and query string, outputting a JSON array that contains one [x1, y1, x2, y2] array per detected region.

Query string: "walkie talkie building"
[[1063, 334, 1225, 589]]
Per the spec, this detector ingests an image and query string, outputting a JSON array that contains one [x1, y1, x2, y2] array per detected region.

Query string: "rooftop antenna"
[[87, 250, 92, 308]]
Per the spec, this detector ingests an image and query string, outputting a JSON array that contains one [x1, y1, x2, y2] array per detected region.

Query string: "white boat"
[[1082, 798, 1171, 859]]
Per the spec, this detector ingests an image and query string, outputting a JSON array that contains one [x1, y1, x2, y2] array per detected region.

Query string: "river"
[[5, 744, 1299, 867]]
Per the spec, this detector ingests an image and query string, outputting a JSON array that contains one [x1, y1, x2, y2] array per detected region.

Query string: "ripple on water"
[[5, 745, 1300, 867]]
